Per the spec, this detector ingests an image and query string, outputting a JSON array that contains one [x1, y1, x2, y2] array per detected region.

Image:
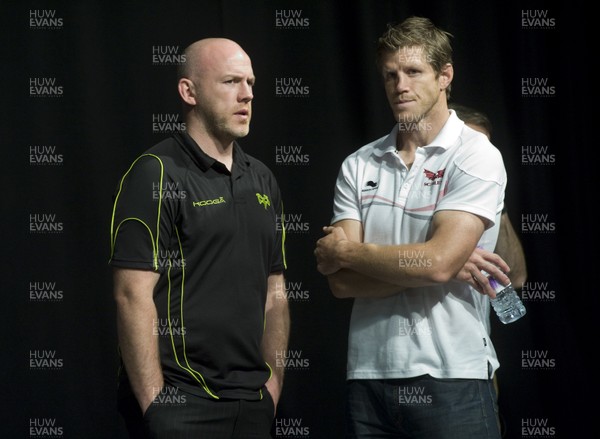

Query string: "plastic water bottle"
[[487, 276, 526, 324]]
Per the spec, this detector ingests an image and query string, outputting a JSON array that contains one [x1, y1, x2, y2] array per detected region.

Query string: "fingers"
[[483, 264, 510, 288], [470, 272, 486, 296], [476, 248, 510, 275], [486, 254, 510, 275], [470, 275, 496, 298], [469, 248, 511, 290]]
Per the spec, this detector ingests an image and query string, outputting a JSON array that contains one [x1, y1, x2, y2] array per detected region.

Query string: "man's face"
[[192, 48, 255, 142], [380, 46, 448, 124]]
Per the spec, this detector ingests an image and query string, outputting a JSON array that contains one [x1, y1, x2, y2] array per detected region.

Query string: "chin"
[[234, 128, 250, 139]]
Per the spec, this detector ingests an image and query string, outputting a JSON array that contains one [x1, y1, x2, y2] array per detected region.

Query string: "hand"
[[314, 226, 348, 275], [265, 376, 282, 415], [140, 383, 163, 415], [456, 247, 511, 298]]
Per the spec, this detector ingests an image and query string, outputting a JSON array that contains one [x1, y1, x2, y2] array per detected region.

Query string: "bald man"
[[110, 38, 289, 438]]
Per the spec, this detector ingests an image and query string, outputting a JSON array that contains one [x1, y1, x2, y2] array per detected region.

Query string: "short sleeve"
[[109, 154, 173, 271], [331, 157, 362, 225], [436, 144, 506, 228]]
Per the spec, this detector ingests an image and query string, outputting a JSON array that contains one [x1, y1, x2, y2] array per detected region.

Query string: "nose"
[[394, 73, 409, 93], [239, 81, 253, 103]]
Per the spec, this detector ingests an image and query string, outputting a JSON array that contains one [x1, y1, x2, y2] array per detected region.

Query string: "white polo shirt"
[[332, 110, 506, 380]]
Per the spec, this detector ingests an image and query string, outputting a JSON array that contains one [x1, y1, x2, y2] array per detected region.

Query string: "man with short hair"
[[110, 38, 289, 438], [315, 17, 506, 438]]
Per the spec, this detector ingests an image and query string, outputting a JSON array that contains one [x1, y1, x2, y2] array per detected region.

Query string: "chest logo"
[[256, 193, 271, 209], [192, 196, 226, 207], [362, 180, 378, 192], [423, 168, 445, 186]]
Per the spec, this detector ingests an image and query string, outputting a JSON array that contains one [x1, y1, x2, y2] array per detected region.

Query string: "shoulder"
[[337, 133, 392, 175], [240, 148, 276, 177], [145, 137, 186, 164], [118, 138, 183, 183], [450, 126, 506, 181], [455, 125, 502, 160], [352, 133, 390, 159], [246, 153, 272, 173]]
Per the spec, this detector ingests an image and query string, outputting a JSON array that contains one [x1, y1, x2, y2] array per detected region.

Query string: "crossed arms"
[[315, 210, 512, 299]]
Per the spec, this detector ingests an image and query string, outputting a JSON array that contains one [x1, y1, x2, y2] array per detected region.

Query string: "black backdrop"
[[1, 1, 593, 438]]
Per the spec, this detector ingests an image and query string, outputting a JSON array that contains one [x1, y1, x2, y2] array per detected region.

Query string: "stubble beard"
[[194, 105, 250, 143]]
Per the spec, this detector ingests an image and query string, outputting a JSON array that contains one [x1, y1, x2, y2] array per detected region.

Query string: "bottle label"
[[481, 270, 510, 294], [488, 276, 510, 295]]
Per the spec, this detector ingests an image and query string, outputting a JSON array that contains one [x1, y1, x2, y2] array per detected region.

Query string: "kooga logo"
[[192, 197, 226, 207]]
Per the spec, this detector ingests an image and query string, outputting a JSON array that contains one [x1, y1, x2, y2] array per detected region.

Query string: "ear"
[[438, 63, 453, 91], [178, 78, 197, 105]]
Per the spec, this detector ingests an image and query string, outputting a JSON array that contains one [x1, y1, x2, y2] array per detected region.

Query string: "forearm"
[[316, 213, 483, 296], [261, 273, 290, 406], [116, 297, 163, 411], [337, 240, 459, 287], [115, 286, 163, 412], [327, 268, 406, 299]]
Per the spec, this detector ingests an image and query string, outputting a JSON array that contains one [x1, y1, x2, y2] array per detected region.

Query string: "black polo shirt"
[[110, 132, 286, 400]]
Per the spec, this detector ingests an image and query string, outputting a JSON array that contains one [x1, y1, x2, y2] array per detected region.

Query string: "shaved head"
[[178, 38, 251, 81], [176, 37, 255, 149]]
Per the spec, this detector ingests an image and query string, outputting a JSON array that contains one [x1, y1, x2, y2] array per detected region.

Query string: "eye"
[[385, 71, 397, 81]]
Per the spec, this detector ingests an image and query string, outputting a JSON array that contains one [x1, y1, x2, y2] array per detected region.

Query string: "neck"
[[395, 104, 450, 153], [186, 123, 235, 171]]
